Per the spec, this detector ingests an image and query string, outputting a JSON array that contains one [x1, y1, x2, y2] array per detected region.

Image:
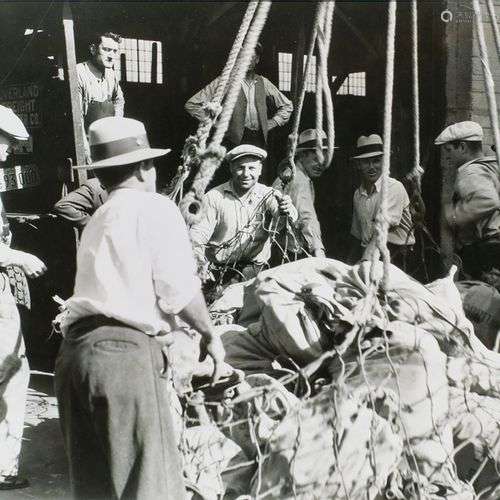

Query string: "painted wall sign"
[[0, 165, 41, 192], [0, 82, 41, 130]]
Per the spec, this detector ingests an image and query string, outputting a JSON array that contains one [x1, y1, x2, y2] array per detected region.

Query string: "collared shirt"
[[448, 156, 500, 247], [62, 189, 201, 336], [189, 181, 297, 265], [351, 177, 415, 247], [273, 162, 324, 253], [185, 75, 292, 129], [77, 61, 124, 120]]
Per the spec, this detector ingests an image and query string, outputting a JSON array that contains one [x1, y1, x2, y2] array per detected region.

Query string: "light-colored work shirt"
[[273, 162, 324, 254], [185, 75, 292, 130], [62, 189, 201, 336], [77, 61, 124, 120], [448, 156, 500, 248], [189, 181, 297, 265], [351, 177, 415, 247]]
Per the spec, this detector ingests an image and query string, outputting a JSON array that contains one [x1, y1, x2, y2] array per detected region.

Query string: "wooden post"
[[62, 2, 87, 185]]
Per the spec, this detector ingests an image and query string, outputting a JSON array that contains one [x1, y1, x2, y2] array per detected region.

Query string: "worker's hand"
[[199, 334, 227, 385], [277, 193, 295, 218], [12, 250, 47, 278]]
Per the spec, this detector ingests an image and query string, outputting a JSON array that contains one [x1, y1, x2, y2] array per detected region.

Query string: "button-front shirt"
[[185, 75, 292, 130], [189, 181, 297, 265], [77, 61, 124, 120], [351, 177, 415, 247], [62, 189, 201, 336], [273, 162, 324, 254]]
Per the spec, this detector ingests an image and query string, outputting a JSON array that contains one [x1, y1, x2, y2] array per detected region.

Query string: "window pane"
[[117, 37, 163, 84], [278, 52, 292, 91]]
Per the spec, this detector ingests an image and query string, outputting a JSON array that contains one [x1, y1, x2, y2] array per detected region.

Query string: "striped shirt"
[[77, 61, 124, 120]]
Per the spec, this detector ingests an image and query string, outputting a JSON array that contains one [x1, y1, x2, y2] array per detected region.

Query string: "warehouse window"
[[334, 72, 366, 96], [278, 52, 292, 91], [115, 38, 163, 84]]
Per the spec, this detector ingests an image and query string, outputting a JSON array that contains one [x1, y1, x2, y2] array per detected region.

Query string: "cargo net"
[[165, 258, 500, 500], [191, 190, 311, 307]]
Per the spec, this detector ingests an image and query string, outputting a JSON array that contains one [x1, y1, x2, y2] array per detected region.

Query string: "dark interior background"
[[0, 1, 447, 369]]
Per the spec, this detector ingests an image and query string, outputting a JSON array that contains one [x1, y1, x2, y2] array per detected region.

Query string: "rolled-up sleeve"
[[147, 199, 201, 315], [263, 77, 293, 127], [185, 78, 220, 121]]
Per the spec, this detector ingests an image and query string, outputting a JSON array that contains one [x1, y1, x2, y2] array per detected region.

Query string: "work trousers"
[[54, 317, 186, 500], [0, 274, 29, 478]]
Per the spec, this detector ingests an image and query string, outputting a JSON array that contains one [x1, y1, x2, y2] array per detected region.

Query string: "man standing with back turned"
[[55, 117, 226, 499]]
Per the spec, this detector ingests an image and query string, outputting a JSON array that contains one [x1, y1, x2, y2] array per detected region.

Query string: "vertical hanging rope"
[[314, 4, 326, 164], [316, 0, 335, 169], [281, 2, 322, 184], [370, 0, 397, 290], [411, 0, 420, 174], [472, 0, 500, 168], [486, 0, 500, 62], [180, 0, 271, 224]]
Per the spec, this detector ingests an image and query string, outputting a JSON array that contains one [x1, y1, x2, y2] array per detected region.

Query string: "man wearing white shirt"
[[55, 117, 226, 499], [350, 134, 414, 269]]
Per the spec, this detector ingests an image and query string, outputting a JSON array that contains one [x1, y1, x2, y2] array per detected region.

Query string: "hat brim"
[[351, 151, 384, 160], [228, 153, 266, 162], [296, 146, 339, 153], [74, 148, 171, 169]]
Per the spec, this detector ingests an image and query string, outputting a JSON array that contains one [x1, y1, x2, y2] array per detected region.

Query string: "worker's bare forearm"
[[178, 289, 215, 339]]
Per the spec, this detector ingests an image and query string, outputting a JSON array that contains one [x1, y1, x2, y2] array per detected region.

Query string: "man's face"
[[141, 159, 157, 192], [357, 155, 383, 185], [300, 150, 327, 178], [441, 142, 466, 169], [0, 134, 15, 162], [230, 156, 262, 192], [91, 36, 120, 70]]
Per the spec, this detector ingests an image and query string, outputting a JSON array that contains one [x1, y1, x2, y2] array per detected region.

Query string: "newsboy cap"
[[226, 144, 267, 163], [0, 105, 29, 141], [434, 121, 483, 145]]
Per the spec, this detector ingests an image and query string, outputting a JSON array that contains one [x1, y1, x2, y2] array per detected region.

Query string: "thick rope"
[[281, 2, 321, 184], [486, 0, 500, 63], [369, 0, 397, 291], [316, 0, 335, 169], [472, 0, 500, 168], [167, 2, 258, 203], [411, 0, 421, 176], [180, 0, 271, 225]]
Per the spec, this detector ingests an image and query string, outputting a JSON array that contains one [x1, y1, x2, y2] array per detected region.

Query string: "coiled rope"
[[180, 0, 271, 225], [473, 0, 500, 168]]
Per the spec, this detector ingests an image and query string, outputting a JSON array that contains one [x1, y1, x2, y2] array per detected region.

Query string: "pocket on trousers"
[[93, 339, 140, 353]]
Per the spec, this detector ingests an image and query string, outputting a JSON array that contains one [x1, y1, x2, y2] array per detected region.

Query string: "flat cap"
[[0, 105, 29, 140], [434, 121, 483, 145], [226, 144, 267, 163]]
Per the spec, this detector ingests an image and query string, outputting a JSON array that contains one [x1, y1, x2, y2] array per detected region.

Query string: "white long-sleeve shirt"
[[62, 189, 201, 336]]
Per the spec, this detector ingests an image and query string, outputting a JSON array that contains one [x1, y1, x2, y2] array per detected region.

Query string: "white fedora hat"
[[295, 128, 329, 152], [352, 134, 384, 159], [75, 117, 170, 169], [0, 105, 29, 141]]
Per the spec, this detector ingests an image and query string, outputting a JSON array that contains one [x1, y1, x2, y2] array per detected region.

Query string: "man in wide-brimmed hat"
[[0, 105, 47, 491], [350, 134, 414, 268], [55, 116, 227, 499], [273, 129, 330, 258], [435, 121, 500, 278], [190, 143, 297, 283]]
